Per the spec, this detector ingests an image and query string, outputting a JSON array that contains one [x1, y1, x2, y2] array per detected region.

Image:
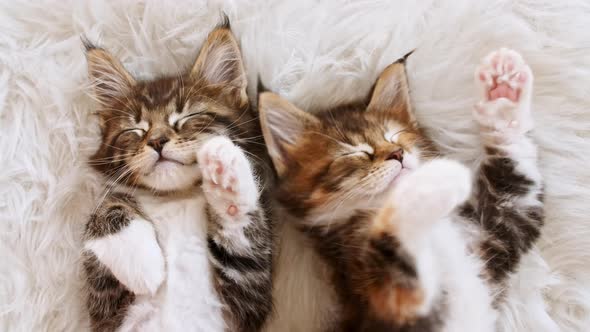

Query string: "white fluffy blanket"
[[1, 0, 589, 331]]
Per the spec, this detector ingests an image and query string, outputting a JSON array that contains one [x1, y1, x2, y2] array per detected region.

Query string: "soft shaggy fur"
[[259, 48, 543, 331], [80, 22, 273, 332], [1, 0, 590, 331]]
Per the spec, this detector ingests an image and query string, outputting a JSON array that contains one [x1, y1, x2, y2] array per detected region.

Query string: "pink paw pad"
[[473, 48, 534, 136], [476, 48, 531, 103], [489, 83, 518, 101], [227, 205, 238, 216], [197, 136, 257, 221], [216, 164, 223, 174]]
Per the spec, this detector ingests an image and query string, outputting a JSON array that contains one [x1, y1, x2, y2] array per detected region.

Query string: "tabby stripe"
[[369, 233, 417, 278], [207, 238, 264, 272], [481, 157, 534, 195]]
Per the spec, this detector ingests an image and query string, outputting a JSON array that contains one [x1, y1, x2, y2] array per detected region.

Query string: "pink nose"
[[147, 136, 169, 153], [386, 149, 403, 162]]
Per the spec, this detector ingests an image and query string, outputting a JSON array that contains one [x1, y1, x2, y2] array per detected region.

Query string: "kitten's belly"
[[264, 221, 340, 332], [120, 192, 224, 332], [266, 218, 496, 332]]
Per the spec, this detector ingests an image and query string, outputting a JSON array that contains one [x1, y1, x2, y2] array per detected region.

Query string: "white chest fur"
[[119, 191, 225, 332]]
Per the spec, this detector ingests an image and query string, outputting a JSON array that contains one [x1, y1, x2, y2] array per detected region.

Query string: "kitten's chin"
[[365, 167, 413, 199], [366, 163, 411, 196], [390, 168, 412, 187], [140, 163, 201, 192]]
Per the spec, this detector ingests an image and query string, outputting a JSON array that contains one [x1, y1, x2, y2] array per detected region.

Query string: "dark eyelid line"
[[178, 111, 206, 125], [113, 128, 146, 142], [184, 111, 204, 118], [392, 128, 407, 136], [400, 128, 409, 133], [340, 150, 372, 158], [174, 111, 207, 131], [359, 151, 372, 157]]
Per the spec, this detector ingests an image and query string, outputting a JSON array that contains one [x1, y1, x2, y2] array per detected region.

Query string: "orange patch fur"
[[368, 281, 425, 324], [259, 55, 435, 329]]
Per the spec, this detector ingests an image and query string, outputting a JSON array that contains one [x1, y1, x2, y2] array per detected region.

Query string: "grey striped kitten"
[[260, 48, 544, 331], [81, 22, 273, 332]]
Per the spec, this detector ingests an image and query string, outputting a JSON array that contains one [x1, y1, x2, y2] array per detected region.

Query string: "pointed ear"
[[191, 23, 247, 107], [85, 42, 135, 106], [367, 57, 415, 126], [258, 92, 318, 177]]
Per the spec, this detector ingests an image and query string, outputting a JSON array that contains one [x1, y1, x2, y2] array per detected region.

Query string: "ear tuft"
[[191, 23, 247, 105], [218, 13, 231, 30], [81, 35, 97, 52], [258, 92, 317, 177], [85, 45, 135, 106], [368, 56, 415, 126], [398, 49, 415, 64], [257, 76, 269, 95]]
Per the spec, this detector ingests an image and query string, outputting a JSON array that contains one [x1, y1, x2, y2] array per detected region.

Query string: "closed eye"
[[342, 151, 372, 159], [175, 111, 205, 130], [183, 111, 204, 119], [361, 151, 374, 160], [113, 128, 146, 142], [388, 129, 407, 142], [121, 128, 146, 136]]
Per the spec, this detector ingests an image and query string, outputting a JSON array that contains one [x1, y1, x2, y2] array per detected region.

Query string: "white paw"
[[197, 136, 258, 221], [85, 219, 165, 295], [474, 48, 534, 137], [392, 159, 471, 237]]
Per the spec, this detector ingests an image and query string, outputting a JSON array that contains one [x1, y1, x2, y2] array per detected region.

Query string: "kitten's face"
[[259, 60, 433, 219], [87, 25, 250, 192]]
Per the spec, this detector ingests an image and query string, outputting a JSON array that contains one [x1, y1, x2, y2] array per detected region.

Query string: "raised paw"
[[474, 48, 534, 136], [197, 136, 258, 220], [391, 159, 471, 240], [368, 160, 470, 324]]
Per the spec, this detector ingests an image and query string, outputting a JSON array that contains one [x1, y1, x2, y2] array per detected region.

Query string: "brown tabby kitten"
[[259, 49, 544, 331], [81, 21, 273, 332]]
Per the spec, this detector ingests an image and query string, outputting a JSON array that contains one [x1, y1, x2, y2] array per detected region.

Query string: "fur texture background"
[[0, 0, 589, 331]]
